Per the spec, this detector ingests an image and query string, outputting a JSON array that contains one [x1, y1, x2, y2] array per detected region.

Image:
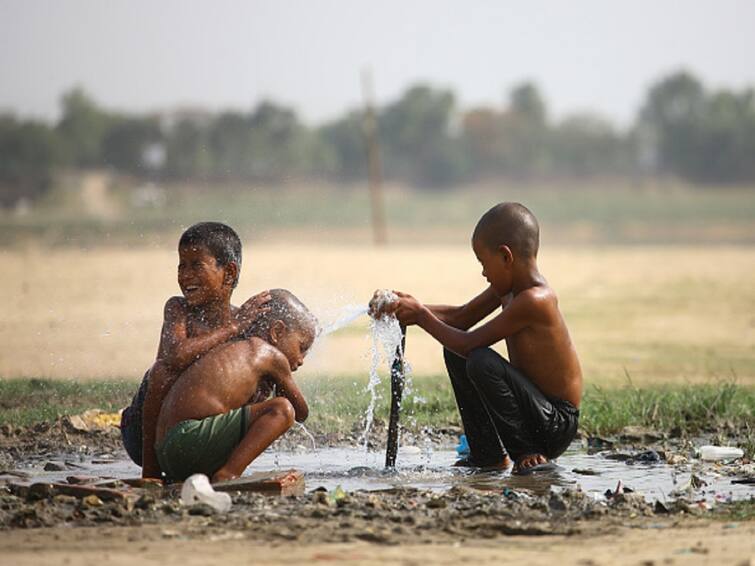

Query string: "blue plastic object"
[[455, 434, 470, 456]]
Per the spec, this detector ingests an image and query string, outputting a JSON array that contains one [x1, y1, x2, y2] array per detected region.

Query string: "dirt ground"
[[1, 516, 752, 565], [1, 244, 754, 384]]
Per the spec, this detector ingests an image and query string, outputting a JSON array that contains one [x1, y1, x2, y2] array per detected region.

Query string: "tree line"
[[2, 70, 754, 207]]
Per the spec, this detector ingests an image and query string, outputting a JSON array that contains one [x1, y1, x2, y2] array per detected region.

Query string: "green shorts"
[[156, 406, 250, 481]]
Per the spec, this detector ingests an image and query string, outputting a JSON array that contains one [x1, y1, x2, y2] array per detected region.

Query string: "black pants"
[[444, 347, 579, 463]]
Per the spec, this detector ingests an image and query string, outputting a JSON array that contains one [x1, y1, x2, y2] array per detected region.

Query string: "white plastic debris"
[[698, 445, 744, 461], [180, 474, 232, 512]]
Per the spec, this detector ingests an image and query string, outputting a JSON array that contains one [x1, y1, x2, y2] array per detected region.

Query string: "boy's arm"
[[425, 286, 501, 330], [266, 353, 309, 422], [157, 292, 270, 371], [394, 290, 542, 357]]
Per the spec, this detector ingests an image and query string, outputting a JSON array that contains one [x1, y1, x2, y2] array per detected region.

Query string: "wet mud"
[[1, 418, 753, 544]]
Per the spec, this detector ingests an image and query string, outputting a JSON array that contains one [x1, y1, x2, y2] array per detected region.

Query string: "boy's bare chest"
[[185, 317, 217, 337]]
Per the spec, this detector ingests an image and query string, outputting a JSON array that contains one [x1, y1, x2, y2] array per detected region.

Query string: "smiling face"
[[472, 235, 514, 297], [177, 244, 234, 307], [271, 322, 316, 372]]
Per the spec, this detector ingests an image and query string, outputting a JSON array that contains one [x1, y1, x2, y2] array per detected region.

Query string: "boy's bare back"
[[155, 337, 290, 443], [498, 286, 582, 407]]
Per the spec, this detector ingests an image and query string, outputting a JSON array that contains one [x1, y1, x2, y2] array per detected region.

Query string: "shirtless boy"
[[372, 203, 582, 474], [119, 222, 270, 478], [154, 289, 317, 482]]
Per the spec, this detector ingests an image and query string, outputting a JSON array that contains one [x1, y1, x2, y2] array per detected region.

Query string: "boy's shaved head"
[[473, 203, 539, 258], [247, 289, 318, 338]]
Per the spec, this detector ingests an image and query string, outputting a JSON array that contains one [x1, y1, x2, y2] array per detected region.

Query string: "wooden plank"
[[121, 477, 163, 489], [29, 482, 131, 502], [212, 470, 305, 496]]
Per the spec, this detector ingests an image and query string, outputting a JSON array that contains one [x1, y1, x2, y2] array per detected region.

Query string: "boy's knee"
[[443, 347, 459, 366], [443, 347, 467, 375], [465, 348, 495, 379], [269, 397, 296, 427]]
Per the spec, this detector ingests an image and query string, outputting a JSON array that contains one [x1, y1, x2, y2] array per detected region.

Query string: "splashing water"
[[359, 314, 405, 449], [320, 304, 368, 336], [296, 422, 317, 451]]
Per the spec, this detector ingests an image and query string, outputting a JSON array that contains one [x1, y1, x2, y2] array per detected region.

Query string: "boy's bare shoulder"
[[511, 285, 559, 322], [163, 295, 189, 315], [245, 337, 289, 370]]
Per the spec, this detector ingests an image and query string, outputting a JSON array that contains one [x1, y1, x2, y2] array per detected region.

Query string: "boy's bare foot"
[[211, 468, 238, 483], [454, 454, 512, 469], [514, 453, 548, 474]]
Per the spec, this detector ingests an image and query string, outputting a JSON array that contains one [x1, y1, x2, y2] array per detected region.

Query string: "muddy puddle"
[[10, 443, 753, 504]]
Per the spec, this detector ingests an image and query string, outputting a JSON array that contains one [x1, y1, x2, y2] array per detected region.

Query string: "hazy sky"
[[2, 0, 754, 126]]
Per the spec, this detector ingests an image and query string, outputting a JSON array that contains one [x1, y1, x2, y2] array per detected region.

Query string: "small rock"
[[43, 461, 66, 472], [426, 496, 446, 509], [572, 468, 600, 476], [548, 493, 568, 512], [187, 502, 216, 516], [627, 450, 663, 465], [135, 494, 155, 510], [666, 453, 688, 465], [312, 491, 330, 506]]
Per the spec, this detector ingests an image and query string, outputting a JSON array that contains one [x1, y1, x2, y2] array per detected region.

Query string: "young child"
[[371, 202, 582, 474], [154, 289, 317, 482], [119, 222, 271, 478]]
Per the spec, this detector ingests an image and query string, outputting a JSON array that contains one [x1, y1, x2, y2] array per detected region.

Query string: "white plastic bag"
[[180, 474, 232, 512], [698, 445, 744, 461]]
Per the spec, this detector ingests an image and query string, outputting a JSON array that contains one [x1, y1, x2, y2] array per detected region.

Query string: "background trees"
[[2, 70, 754, 208]]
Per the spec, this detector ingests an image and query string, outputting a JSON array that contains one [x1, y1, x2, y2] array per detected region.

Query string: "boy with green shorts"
[[154, 289, 317, 482]]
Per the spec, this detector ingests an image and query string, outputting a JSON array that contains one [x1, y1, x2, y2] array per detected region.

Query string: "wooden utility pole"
[[361, 68, 387, 245]]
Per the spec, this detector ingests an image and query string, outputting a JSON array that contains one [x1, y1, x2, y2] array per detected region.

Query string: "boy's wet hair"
[[246, 289, 318, 338], [473, 202, 539, 258], [179, 222, 242, 287]]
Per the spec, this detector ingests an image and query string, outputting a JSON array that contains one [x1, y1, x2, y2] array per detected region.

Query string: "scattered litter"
[[180, 474, 232, 513], [455, 434, 470, 457], [604, 480, 634, 499], [63, 410, 121, 433], [698, 445, 744, 462], [82, 494, 103, 507]]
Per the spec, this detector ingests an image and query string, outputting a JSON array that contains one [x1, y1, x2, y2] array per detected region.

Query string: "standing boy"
[[372, 203, 582, 474], [119, 222, 270, 478], [155, 289, 317, 482]]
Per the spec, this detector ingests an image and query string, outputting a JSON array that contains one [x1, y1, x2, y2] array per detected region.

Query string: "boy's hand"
[[392, 291, 428, 326], [235, 290, 272, 333], [369, 289, 399, 318]]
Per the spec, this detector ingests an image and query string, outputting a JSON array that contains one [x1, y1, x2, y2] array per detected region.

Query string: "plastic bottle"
[[698, 445, 744, 461], [180, 473, 232, 512]]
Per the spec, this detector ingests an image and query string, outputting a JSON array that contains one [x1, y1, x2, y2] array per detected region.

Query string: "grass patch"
[[0, 378, 137, 427], [1, 377, 753, 451], [580, 381, 755, 436]]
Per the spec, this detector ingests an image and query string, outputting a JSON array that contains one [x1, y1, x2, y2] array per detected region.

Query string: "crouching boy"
[[372, 203, 582, 474], [154, 289, 317, 483]]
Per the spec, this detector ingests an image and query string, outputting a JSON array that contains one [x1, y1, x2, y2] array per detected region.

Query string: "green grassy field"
[[2, 377, 753, 455]]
